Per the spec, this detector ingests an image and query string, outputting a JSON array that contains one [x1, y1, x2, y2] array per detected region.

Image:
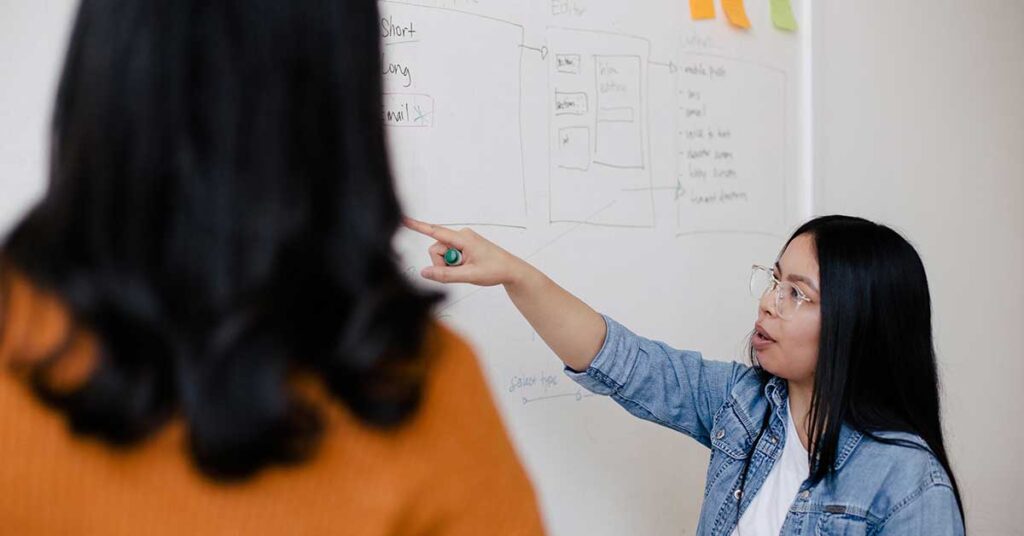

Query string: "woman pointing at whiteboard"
[[406, 215, 965, 535]]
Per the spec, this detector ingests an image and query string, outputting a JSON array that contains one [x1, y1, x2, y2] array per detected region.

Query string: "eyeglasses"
[[749, 264, 813, 319]]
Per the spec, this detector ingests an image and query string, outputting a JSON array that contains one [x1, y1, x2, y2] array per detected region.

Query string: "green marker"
[[443, 248, 463, 266]]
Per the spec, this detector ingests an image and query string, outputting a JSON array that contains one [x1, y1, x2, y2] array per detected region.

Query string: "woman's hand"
[[403, 217, 529, 287], [403, 216, 606, 371]]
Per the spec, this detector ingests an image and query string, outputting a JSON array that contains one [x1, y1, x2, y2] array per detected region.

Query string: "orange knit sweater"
[[0, 269, 546, 535]]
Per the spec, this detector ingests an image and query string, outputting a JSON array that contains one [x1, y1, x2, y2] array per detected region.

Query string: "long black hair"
[[740, 215, 964, 525], [0, 0, 441, 480]]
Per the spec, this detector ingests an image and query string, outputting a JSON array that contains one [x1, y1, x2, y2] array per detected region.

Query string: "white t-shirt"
[[730, 400, 809, 536]]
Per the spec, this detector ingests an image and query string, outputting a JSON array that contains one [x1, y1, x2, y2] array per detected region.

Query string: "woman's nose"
[[758, 287, 777, 317]]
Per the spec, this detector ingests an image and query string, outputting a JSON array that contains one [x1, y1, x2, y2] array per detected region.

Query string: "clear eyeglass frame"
[[749, 264, 813, 319]]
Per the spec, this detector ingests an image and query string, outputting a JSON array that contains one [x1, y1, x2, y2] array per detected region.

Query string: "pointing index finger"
[[403, 217, 467, 249]]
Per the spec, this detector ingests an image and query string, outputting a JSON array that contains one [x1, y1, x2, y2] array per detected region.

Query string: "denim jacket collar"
[[762, 376, 864, 471]]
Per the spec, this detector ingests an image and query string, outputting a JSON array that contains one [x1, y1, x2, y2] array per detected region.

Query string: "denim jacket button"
[[733, 489, 742, 501], [799, 490, 810, 500], [715, 429, 725, 440], [769, 435, 778, 444]]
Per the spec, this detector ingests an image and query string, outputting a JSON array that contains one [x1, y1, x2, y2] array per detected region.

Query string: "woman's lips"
[[753, 331, 775, 350], [753, 324, 776, 350]]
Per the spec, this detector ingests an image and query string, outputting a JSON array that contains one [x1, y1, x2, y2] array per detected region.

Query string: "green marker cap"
[[443, 248, 463, 266]]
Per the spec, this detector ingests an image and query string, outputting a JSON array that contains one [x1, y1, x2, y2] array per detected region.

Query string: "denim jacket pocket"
[[705, 404, 752, 497], [710, 403, 753, 460], [812, 505, 870, 536]]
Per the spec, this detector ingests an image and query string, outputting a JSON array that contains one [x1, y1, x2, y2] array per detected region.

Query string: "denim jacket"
[[565, 315, 964, 536]]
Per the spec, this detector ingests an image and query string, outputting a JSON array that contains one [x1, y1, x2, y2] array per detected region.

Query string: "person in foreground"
[[407, 215, 965, 535], [0, 1, 544, 534]]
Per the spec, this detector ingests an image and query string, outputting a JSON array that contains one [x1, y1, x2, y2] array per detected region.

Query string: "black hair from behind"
[[1, 0, 441, 480]]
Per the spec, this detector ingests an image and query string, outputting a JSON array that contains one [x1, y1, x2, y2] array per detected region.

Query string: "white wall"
[[0, 1, 77, 233], [2, 1, 1022, 534], [813, 2, 1024, 534]]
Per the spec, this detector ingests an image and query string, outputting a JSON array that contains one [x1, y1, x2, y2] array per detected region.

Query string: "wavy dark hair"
[[0, 0, 441, 480], [737, 215, 964, 527]]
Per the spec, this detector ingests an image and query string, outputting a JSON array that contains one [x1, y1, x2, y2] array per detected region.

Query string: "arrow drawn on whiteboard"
[[519, 44, 549, 59], [648, 60, 678, 73], [522, 389, 595, 405]]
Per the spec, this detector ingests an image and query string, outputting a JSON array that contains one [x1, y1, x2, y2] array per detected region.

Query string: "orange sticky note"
[[721, 0, 751, 28], [689, 0, 716, 20]]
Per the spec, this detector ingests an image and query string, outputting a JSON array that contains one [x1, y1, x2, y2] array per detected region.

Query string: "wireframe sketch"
[[548, 28, 655, 228]]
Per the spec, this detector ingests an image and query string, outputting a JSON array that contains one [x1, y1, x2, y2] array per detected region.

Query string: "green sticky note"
[[771, 0, 798, 31]]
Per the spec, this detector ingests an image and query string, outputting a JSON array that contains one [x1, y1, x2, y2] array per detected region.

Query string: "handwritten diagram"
[[548, 29, 656, 227], [381, 2, 527, 227], [674, 53, 789, 236]]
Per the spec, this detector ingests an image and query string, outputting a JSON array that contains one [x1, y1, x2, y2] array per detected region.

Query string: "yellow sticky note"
[[721, 0, 751, 29], [771, 0, 798, 31], [689, 0, 716, 20]]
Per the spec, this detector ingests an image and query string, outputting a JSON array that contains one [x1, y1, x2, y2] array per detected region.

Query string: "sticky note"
[[689, 0, 716, 20], [721, 0, 751, 29], [771, 0, 798, 31]]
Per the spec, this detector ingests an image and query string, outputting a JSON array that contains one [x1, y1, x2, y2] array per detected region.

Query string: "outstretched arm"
[[404, 218, 605, 372]]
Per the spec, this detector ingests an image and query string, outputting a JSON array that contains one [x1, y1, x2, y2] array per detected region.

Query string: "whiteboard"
[[384, 1, 808, 534], [0, 1, 806, 534]]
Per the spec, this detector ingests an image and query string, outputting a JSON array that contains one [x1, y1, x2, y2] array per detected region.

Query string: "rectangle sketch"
[[547, 28, 653, 228], [594, 55, 643, 169], [556, 54, 582, 74], [596, 107, 635, 123], [556, 127, 590, 171], [674, 52, 788, 235], [554, 91, 588, 115], [383, 93, 435, 127]]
